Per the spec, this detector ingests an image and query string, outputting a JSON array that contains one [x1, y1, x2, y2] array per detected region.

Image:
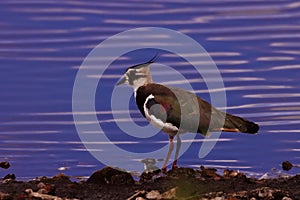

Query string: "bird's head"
[[116, 55, 158, 90]]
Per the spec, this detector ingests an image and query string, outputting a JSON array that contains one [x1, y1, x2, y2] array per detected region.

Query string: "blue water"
[[0, 0, 300, 180]]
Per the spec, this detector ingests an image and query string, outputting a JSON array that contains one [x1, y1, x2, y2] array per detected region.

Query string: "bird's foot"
[[161, 167, 167, 173]]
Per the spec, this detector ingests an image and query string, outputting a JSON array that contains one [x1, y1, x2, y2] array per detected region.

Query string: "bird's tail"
[[223, 113, 259, 134]]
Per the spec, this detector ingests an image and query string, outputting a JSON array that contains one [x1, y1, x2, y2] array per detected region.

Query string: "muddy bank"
[[0, 165, 299, 200]]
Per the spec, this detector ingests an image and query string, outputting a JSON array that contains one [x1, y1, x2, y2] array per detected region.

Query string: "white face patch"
[[124, 67, 153, 95], [143, 94, 178, 134]]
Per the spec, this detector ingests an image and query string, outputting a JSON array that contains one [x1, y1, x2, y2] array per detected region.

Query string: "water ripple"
[[257, 56, 295, 61], [208, 33, 300, 41], [195, 85, 293, 93], [244, 93, 300, 98]]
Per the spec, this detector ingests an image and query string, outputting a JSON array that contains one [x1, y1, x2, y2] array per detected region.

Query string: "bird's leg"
[[172, 133, 181, 169], [162, 135, 174, 172]]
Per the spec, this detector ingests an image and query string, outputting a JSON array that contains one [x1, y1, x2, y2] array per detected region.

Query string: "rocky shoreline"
[[0, 165, 299, 200]]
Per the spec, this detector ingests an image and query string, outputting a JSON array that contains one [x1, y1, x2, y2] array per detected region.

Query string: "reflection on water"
[[0, 0, 299, 179]]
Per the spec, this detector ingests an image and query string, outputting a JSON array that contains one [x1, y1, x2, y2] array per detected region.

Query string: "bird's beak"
[[116, 76, 126, 86]]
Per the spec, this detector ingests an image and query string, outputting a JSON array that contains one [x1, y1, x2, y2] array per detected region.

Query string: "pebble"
[[257, 187, 277, 198], [282, 197, 292, 200], [160, 187, 177, 199], [37, 182, 47, 189], [38, 188, 49, 194], [0, 192, 11, 200], [214, 197, 225, 200], [223, 169, 240, 178], [135, 197, 146, 200], [282, 161, 293, 171], [145, 190, 161, 199], [126, 190, 146, 200], [0, 162, 10, 169], [25, 189, 63, 200]]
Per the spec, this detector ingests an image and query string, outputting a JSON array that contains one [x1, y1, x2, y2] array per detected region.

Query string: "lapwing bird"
[[116, 56, 259, 171]]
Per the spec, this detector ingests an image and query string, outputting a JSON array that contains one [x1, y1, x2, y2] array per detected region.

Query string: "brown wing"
[[136, 83, 214, 135], [136, 83, 259, 135]]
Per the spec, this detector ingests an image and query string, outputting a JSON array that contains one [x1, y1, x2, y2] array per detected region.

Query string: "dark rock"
[[167, 167, 197, 178], [0, 162, 10, 169], [200, 166, 222, 180], [52, 173, 71, 184], [282, 161, 293, 171], [111, 174, 132, 185], [4, 174, 16, 180], [0, 166, 299, 199], [87, 166, 134, 185]]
